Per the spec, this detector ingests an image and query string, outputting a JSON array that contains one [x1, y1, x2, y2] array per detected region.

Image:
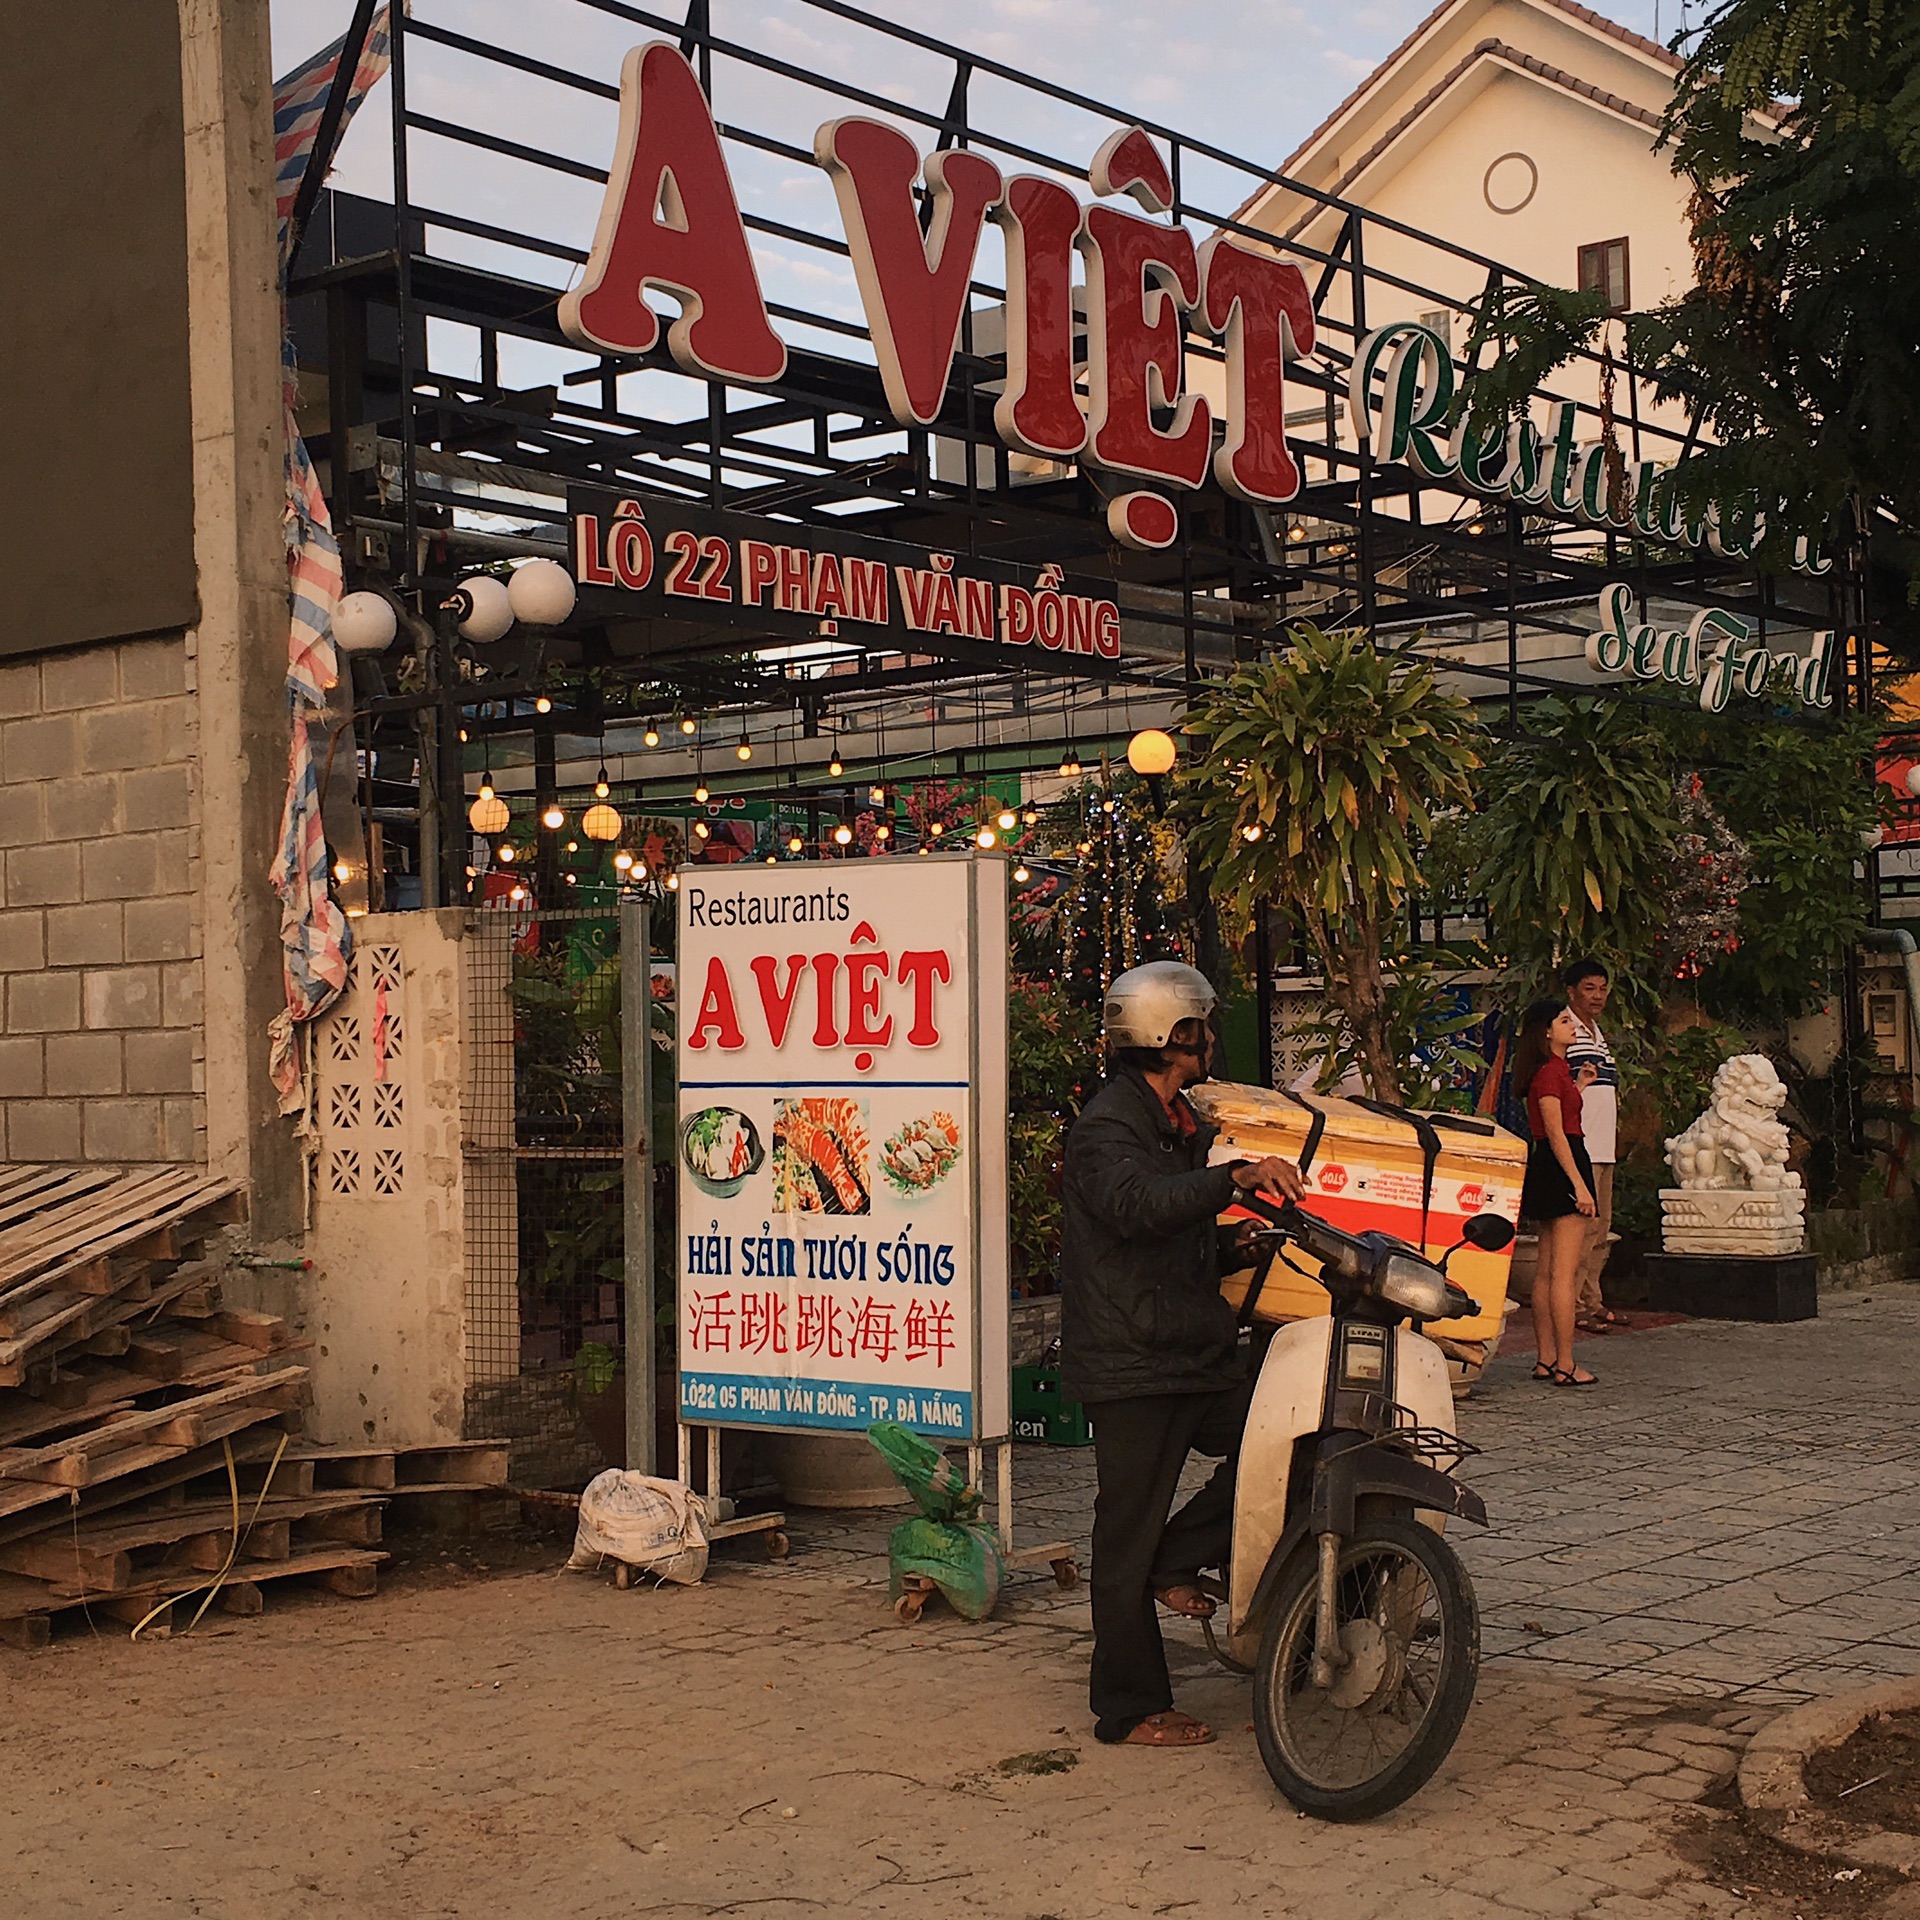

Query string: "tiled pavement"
[[755, 1290, 1920, 1707]]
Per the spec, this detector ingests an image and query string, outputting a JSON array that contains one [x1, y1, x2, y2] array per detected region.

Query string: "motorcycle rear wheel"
[[1252, 1515, 1479, 1821]]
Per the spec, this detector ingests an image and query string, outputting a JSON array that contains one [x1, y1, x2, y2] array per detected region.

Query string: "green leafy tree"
[[1185, 622, 1484, 1103], [1453, 697, 1680, 1012], [1652, 704, 1886, 1019], [1632, 0, 1920, 610]]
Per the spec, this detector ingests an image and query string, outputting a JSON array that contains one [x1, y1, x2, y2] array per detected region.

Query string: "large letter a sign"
[[559, 43, 786, 382]]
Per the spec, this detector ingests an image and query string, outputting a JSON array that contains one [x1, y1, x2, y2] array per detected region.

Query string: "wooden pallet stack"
[[0, 1165, 388, 1646]]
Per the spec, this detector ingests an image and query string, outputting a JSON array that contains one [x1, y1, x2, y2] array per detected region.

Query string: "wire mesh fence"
[[463, 901, 637, 1485]]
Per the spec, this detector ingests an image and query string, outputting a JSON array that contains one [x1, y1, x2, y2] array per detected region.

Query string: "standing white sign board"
[[675, 853, 1009, 1443]]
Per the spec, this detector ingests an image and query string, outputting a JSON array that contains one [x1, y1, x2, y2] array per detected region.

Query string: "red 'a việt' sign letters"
[[556, 43, 1317, 549]]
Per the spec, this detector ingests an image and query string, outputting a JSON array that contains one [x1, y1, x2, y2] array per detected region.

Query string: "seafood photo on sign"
[[681, 1105, 763, 1198], [772, 1097, 871, 1214], [880, 1111, 963, 1198]]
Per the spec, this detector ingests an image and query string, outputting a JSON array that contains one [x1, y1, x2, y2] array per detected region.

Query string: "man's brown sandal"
[[1154, 1584, 1216, 1618], [1121, 1710, 1216, 1747]]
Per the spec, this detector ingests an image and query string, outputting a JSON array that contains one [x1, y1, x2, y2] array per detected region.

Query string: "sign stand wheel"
[[1005, 1542, 1079, 1588]]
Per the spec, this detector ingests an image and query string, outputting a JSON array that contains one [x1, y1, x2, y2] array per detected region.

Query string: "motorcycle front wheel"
[[1252, 1515, 1479, 1821]]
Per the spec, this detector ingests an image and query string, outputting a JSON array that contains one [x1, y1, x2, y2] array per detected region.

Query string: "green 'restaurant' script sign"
[[1353, 324, 1831, 577]]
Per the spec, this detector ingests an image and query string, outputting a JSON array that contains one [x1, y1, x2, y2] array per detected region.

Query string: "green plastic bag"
[[866, 1422, 1004, 1620], [865, 1420, 980, 1521]]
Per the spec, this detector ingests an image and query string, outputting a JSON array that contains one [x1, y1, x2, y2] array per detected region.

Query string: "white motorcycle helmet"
[[1103, 961, 1218, 1051]]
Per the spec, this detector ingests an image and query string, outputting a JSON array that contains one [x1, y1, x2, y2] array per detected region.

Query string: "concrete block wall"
[[0, 637, 203, 1162]]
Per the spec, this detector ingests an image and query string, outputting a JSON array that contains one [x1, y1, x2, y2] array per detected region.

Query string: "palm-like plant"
[[1455, 697, 1679, 1011], [1185, 622, 1484, 1103]]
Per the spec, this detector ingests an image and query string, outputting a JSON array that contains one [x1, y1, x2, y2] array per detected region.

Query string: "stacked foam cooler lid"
[[1186, 1082, 1528, 1344]]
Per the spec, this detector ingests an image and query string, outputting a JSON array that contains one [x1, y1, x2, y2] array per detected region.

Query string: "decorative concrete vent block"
[[317, 944, 408, 1202]]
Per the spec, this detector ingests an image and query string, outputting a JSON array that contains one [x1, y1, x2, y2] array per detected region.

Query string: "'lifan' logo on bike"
[[1318, 1164, 1348, 1194], [1456, 1183, 1486, 1212]]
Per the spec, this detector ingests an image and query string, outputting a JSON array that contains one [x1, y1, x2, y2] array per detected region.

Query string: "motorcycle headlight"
[[1377, 1252, 1454, 1321]]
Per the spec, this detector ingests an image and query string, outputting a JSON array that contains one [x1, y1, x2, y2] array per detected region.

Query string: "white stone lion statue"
[[1665, 1054, 1801, 1192]]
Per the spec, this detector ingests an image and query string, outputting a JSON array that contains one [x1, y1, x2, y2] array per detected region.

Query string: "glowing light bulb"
[[829, 754, 843, 776], [694, 820, 710, 839], [869, 784, 886, 806], [332, 860, 350, 882], [542, 804, 565, 830], [594, 771, 610, 798], [1076, 841, 1092, 855], [996, 809, 1016, 831], [680, 718, 696, 736], [833, 823, 853, 846], [929, 821, 944, 837], [535, 696, 552, 715], [566, 840, 578, 853], [874, 823, 890, 842], [766, 855, 777, 864], [976, 827, 997, 849], [1241, 822, 1264, 842], [694, 781, 709, 802], [736, 736, 752, 762], [1013, 864, 1031, 883], [643, 725, 660, 747], [666, 873, 679, 890], [497, 844, 516, 863], [614, 850, 634, 871], [509, 885, 526, 902], [1022, 807, 1038, 825], [788, 834, 804, 852]]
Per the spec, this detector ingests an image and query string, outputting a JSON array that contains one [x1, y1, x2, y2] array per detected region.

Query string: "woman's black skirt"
[[1520, 1135, 1594, 1223]]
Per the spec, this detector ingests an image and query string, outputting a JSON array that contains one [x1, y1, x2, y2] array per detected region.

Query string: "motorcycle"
[[1202, 1196, 1514, 1822]]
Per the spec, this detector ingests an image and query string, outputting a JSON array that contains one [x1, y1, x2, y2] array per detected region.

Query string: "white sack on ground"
[[566, 1470, 710, 1584]]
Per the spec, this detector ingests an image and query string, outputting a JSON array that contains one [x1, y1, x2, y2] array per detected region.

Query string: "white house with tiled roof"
[[1237, 0, 1701, 359]]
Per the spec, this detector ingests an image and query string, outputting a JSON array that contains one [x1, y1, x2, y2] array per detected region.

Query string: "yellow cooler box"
[[1188, 1081, 1526, 1345]]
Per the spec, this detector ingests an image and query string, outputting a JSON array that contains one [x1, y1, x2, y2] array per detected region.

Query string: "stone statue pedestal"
[[1659, 1186, 1806, 1257], [1643, 1252, 1817, 1323]]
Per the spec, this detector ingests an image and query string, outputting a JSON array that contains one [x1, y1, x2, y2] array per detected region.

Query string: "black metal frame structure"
[[285, 0, 1876, 910]]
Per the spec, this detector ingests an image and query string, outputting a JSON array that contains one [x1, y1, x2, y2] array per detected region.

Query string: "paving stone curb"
[[1738, 1674, 1920, 1877]]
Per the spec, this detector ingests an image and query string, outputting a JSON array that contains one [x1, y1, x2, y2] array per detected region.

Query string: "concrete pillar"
[[178, 0, 304, 1231]]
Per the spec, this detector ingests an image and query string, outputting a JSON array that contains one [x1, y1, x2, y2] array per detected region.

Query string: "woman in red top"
[[1515, 998, 1599, 1387]]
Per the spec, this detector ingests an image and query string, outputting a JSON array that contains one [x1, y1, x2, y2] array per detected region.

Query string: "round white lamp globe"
[[333, 590, 397, 655], [451, 574, 514, 643], [507, 558, 577, 627]]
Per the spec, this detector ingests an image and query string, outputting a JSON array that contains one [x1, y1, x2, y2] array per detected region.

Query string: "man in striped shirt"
[[1563, 959, 1618, 1327]]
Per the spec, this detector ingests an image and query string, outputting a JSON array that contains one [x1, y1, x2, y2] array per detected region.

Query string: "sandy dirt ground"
[[2, 1550, 1753, 1920]]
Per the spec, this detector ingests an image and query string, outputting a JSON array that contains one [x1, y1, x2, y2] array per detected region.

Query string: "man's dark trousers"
[[1088, 1381, 1250, 1738]]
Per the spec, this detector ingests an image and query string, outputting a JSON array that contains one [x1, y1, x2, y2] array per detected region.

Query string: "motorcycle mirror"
[[1460, 1214, 1516, 1253]]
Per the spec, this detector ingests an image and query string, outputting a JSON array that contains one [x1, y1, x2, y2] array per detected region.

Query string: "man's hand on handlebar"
[[1230, 1155, 1306, 1204]]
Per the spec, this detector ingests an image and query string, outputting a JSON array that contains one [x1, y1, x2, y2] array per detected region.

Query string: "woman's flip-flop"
[[1531, 1361, 1555, 1382], [1121, 1711, 1216, 1747], [1551, 1367, 1599, 1387]]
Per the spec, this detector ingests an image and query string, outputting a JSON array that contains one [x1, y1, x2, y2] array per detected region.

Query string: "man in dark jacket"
[[1062, 961, 1303, 1749]]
